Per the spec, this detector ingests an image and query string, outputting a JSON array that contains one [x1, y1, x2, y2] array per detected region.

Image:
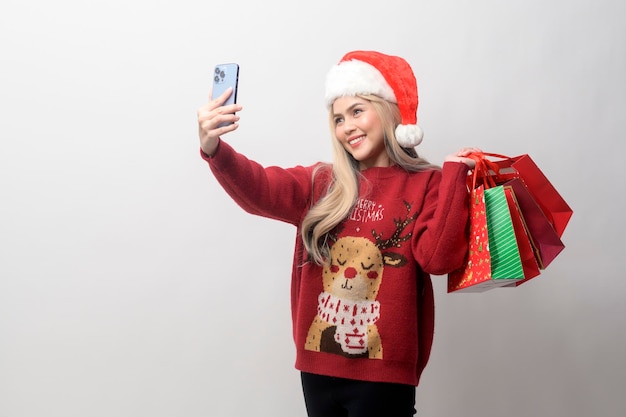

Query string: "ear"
[[383, 252, 407, 267]]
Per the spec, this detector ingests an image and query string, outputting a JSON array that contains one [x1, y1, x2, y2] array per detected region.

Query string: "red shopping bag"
[[473, 153, 573, 238], [503, 178, 565, 269], [447, 185, 495, 292]]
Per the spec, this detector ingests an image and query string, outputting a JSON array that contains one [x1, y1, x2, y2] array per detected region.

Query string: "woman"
[[198, 50, 478, 417]]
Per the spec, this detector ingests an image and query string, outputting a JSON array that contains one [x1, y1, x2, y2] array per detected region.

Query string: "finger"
[[200, 112, 240, 133], [214, 114, 240, 129], [197, 103, 212, 119], [205, 101, 243, 117], [457, 147, 480, 156], [219, 103, 243, 114], [210, 86, 234, 106], [203, 87, 232, 112], [198, 103, 242, 130], [211, 120, 240, 137]]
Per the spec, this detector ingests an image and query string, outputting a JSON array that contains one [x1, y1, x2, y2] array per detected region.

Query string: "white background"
[[1, 0, 624, 416]]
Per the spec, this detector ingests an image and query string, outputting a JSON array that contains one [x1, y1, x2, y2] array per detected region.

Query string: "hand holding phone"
[[211, 63, 239, 127]]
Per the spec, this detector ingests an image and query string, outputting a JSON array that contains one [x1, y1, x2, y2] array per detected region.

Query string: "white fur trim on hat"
[[325, 60, 396, 108]]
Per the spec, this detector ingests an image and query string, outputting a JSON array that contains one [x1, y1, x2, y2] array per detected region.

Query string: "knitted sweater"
[[202, 140, 469, 386]]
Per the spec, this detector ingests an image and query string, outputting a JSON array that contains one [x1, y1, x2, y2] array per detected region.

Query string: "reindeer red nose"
[[344, 267, 357, 279]]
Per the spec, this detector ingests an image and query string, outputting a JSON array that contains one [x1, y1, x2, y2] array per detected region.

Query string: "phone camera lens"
[[215, 67, 221, 74], [220, 70, 225, 78], [214, 75, 219, 82]]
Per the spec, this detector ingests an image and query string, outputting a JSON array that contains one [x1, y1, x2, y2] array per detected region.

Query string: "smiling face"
[[332, 96, 390, 170]]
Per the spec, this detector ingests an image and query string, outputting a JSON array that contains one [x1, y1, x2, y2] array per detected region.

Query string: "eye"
[[353, 108, 363, 116], [336, 258, 347, 266], [361, 262, 374, 270], [333, 116, 344, 125]]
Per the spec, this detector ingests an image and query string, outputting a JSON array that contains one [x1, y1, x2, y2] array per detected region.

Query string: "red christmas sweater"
[[202, 140, 469, 386]]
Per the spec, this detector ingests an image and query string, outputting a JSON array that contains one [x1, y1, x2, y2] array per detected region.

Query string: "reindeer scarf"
[[317, 291, 381, 355]]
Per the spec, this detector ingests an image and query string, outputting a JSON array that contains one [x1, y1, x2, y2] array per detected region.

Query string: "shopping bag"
[[448, 185, 525, 293], [502, 178, 565, 269], [483, 186, 525, 281], [448, 186, 493, 292], [502, 186, 541, 286], [475, 153, 573, 238], [447, 186, 492, 292]]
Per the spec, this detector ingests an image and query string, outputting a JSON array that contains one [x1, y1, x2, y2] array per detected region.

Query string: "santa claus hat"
[[325, 50, 424, 148]]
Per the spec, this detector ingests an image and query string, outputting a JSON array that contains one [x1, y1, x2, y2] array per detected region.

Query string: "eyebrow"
[[332, 101, 363, 118]]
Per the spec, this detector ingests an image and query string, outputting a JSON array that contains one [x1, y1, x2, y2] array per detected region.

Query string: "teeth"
[[349, 136, 364, 145]]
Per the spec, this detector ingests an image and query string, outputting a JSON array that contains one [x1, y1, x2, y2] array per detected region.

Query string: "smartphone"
[[211, 63, 239, 127]]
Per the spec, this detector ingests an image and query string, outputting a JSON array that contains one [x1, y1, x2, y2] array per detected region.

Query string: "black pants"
[[301, 372, 416, 417]]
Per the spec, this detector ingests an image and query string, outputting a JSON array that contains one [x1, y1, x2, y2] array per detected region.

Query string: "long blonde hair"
[[301, 94, 438, 265]]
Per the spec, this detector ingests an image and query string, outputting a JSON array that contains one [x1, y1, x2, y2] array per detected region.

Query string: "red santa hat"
[[325, 50, 424, 148]]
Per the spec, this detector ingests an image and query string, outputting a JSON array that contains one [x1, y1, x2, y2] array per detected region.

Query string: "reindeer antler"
[[372, 201, 417, 250]]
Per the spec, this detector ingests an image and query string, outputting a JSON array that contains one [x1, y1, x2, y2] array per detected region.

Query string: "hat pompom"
[[395, 124, 424, 148]]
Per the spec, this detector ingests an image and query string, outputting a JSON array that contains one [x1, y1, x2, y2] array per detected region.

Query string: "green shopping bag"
[[484, 186, 525, 282]]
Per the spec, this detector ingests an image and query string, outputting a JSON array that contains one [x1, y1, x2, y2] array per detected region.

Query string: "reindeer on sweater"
[[305, 202, 417, 359]]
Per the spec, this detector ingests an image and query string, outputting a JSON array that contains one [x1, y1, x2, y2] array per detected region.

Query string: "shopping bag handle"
[[467, 153, 500, 190], [469, 151, 512, 160]]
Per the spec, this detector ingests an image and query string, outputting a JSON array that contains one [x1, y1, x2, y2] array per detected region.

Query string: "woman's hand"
[[444, 147, 482, 169], [197, 87, 243, 156]]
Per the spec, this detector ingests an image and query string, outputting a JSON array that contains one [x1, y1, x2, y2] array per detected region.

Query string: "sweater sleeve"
[[201, 140, 315, 226], [412, 161, 470, 275]]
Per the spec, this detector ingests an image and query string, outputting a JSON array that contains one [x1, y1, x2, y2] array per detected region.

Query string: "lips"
[[349, 135, 365, 146]]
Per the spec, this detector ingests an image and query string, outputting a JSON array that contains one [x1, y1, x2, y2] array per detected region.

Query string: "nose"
[[342, 119, 356, 135], [344, 267, 357, 279]]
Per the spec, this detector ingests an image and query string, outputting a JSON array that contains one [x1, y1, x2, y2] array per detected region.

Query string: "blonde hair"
[[301, 94, 439, 265]]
